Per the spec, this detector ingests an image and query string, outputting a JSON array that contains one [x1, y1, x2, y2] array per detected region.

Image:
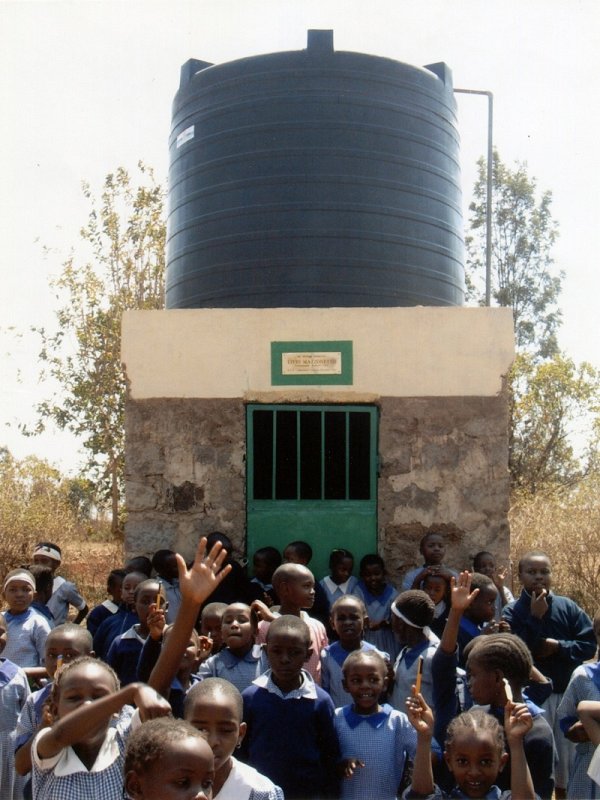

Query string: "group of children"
[[0, 531, 599, 799]]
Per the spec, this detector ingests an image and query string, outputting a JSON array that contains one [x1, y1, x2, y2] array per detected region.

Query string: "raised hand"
[[405, 691, 434, 739], [530, 589, 549, 619], [175, 537, 232, 606], [450, 570, 479, 613], [504, 701, 533, 744]]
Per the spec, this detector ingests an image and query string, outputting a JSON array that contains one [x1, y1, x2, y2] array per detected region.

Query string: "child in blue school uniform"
[[320, 549, 358, 612], [93, 570, 146, 659], [321, 594, 388, 708], [389, 590, 439, 711], [195, 601, 269, 693], [335, 649, 422, 800], [404, 694, 537, 800], [0, 613, 30, 800], [106, 578, 161, 685], [353, 553, 399, 660], [86, 569, 126, 636], [456, 572, 499, 666], [241, 615, 340, 799], [14, 623, 93, 799], [31, 542, 88, 626], [1, 568, 51, 669]]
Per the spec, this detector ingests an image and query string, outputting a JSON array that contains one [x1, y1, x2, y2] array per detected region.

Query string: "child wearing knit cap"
[[1, 569, 51, 669]]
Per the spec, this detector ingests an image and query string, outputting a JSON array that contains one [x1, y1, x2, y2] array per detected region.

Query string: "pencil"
[[415, 656, 424, 695]]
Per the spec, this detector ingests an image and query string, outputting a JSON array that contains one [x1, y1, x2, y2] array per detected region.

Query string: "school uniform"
[[195, 644, 270, 694], [319, 576, 359, 610], [86, 600, 119, 637], [216, 756, 284, 800], [0, 657, 30, 800], [557, 662, 600, 800], [47, 576, 86, 626], [93, 606, 138, 660], [2, 607, 51, 667], [158, 576, 181, 624], [352, 581, 399, 660], [257, 611, 328, 685], [401, 566, 458, 592], [106, 625, 146, 686], [31, 601, 55, 626], [241, 669, 340, 800], [503, 589, 595, 788], [321, 640, 387, 708], [390, 634, 439, 711], [31, 706, 135, 800], [334, 703, 418, 800], [403, 786, 538, 799]]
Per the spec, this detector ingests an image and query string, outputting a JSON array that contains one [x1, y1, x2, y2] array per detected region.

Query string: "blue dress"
[[352, 581, 399, 660], [0, 657, 30, 800]]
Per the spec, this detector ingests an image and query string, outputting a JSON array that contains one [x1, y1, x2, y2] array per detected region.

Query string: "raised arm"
[[504, 701, 535, 800], [405, 691, 435, 796], [149, 537, 231, 697], [440, 571, 479, 654]]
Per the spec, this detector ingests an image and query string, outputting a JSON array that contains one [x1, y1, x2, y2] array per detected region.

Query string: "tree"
[[509, 353, 600, 494], [28, 163, 166, 534], [466, 150, 563, 359]]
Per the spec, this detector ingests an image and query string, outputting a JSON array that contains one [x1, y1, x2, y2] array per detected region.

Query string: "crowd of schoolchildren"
[[1, 531, 600, 799]]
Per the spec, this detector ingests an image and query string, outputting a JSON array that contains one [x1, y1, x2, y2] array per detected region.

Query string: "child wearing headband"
[[31, 542, 88, 626], [2, 569, 51, 669], [389, 590, 439, 710]]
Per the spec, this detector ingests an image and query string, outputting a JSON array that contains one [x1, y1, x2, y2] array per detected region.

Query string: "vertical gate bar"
[[321, 410, 325, 500], [271, 409, 277, 500], [296, 410, 301, 500], [345, 411, 350, 500]]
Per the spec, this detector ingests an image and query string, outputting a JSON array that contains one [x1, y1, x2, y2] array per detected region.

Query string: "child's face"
[[54, 662, 117, 747], [474, 554, 495, 578], [45, 631, 91, 678], [423, 575, 447, 605], [253, 554, 274, 583], [201, 612, 224, 651], [283, 573, 315, 610], [519, 555, 552, 595], [3, 579, 34, 614], [266, 628, 311, 692], [221, 603, 255, 654], [108, 576, 123, 603], [185, 691, 246, 775], [32, 554, 59, 573], [331, 556, 354, 585], [136, 586, 160, 628], [343, 657, 387, 715], [466, 586, 497, 624], [361, 563, 385, 595], [127, 736, 214, 800], [0, 618, 7, 655], [283, 546, 307, 566], [444, 728, 507, 798], [466, 655, 502, 706], [331, 599, 365, 646], [421, 534, 445, 565], [122, 574, 144, 608]]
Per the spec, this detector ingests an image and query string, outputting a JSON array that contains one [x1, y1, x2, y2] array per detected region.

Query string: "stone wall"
[[125, 391, 510, 584]]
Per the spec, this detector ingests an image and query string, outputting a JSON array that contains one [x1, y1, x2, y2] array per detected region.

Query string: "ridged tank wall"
[[166, 30, 465, 309]]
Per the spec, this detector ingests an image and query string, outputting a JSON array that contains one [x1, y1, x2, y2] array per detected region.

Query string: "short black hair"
[[284, 540, 313, 561], [473, 551, 494, 569], [46, 622, 93, 653], [206, 532, 233, 552], [124, 556, 152, 577], [134, 578, 160, 600], [342, 648, 387, 677], [445, 707, 505, 754], [266, 614, 311, 648], [125, 717, 209, 774], [331, 595, 366, 617], [469, 572, 496, 593], [107, 569, 126, 588], [517, 551, 551, 573], [359, 553, 385, 573], [392, 590, 435, 628], [151, 549, 175, 572], [328, 548, 354, 569], [253, 546, 282, 568], [184, 677, 243, 721]]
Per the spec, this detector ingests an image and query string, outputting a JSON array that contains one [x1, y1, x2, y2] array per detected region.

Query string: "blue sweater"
[[241, 678, 340, 799], [502, 590, 596, 693]]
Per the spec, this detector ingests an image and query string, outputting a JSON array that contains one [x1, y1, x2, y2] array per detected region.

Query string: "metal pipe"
[[454, 89, 494, 306]]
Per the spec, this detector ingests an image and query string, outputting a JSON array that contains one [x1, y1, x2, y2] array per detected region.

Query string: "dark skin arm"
[[72, 603, 89, 625]]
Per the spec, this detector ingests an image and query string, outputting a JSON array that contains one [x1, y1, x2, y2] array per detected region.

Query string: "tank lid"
[[306, 29, 334, 53], [179, 58, 213, 89]]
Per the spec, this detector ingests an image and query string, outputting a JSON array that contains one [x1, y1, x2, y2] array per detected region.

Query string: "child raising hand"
[[405, 692, 536, 799]]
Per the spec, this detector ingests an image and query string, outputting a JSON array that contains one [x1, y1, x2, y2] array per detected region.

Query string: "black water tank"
[[166, 30, 464, 308]]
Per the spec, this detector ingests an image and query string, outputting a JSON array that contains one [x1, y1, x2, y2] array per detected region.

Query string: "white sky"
[[1, 0, 599, 475]]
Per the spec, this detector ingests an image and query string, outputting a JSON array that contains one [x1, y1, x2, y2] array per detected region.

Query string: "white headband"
[[33, 545, 61, 563], [3, 569, 36, 592], [391, 603, 424, 629]]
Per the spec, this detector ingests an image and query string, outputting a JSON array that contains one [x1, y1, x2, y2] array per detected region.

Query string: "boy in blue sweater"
[[241, 614, 340, 799]]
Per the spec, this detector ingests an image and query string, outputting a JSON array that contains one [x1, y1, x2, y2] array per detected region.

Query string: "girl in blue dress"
[[353, 554, 399, 660]]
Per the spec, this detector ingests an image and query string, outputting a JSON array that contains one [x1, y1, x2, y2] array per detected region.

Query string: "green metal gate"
[[246, 404, 378, 579]]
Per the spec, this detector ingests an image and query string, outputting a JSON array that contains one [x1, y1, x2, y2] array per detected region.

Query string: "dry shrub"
[[510, 476, 600, 615]]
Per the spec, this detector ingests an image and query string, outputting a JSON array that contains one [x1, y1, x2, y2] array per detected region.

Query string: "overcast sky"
[[1, 0, 599, 474]]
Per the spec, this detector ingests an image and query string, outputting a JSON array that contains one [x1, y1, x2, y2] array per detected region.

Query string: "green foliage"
[[27, 163, 166, 533], [466, 150, 563, 359], [510, 353, 600, 494]]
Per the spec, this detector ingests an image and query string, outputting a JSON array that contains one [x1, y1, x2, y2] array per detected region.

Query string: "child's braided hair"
[[464, 633, 533, 687], [445, 707, 505, 754]]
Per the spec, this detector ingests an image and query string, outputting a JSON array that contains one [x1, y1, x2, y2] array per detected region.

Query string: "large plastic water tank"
[[166, 30, 465, 308]]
